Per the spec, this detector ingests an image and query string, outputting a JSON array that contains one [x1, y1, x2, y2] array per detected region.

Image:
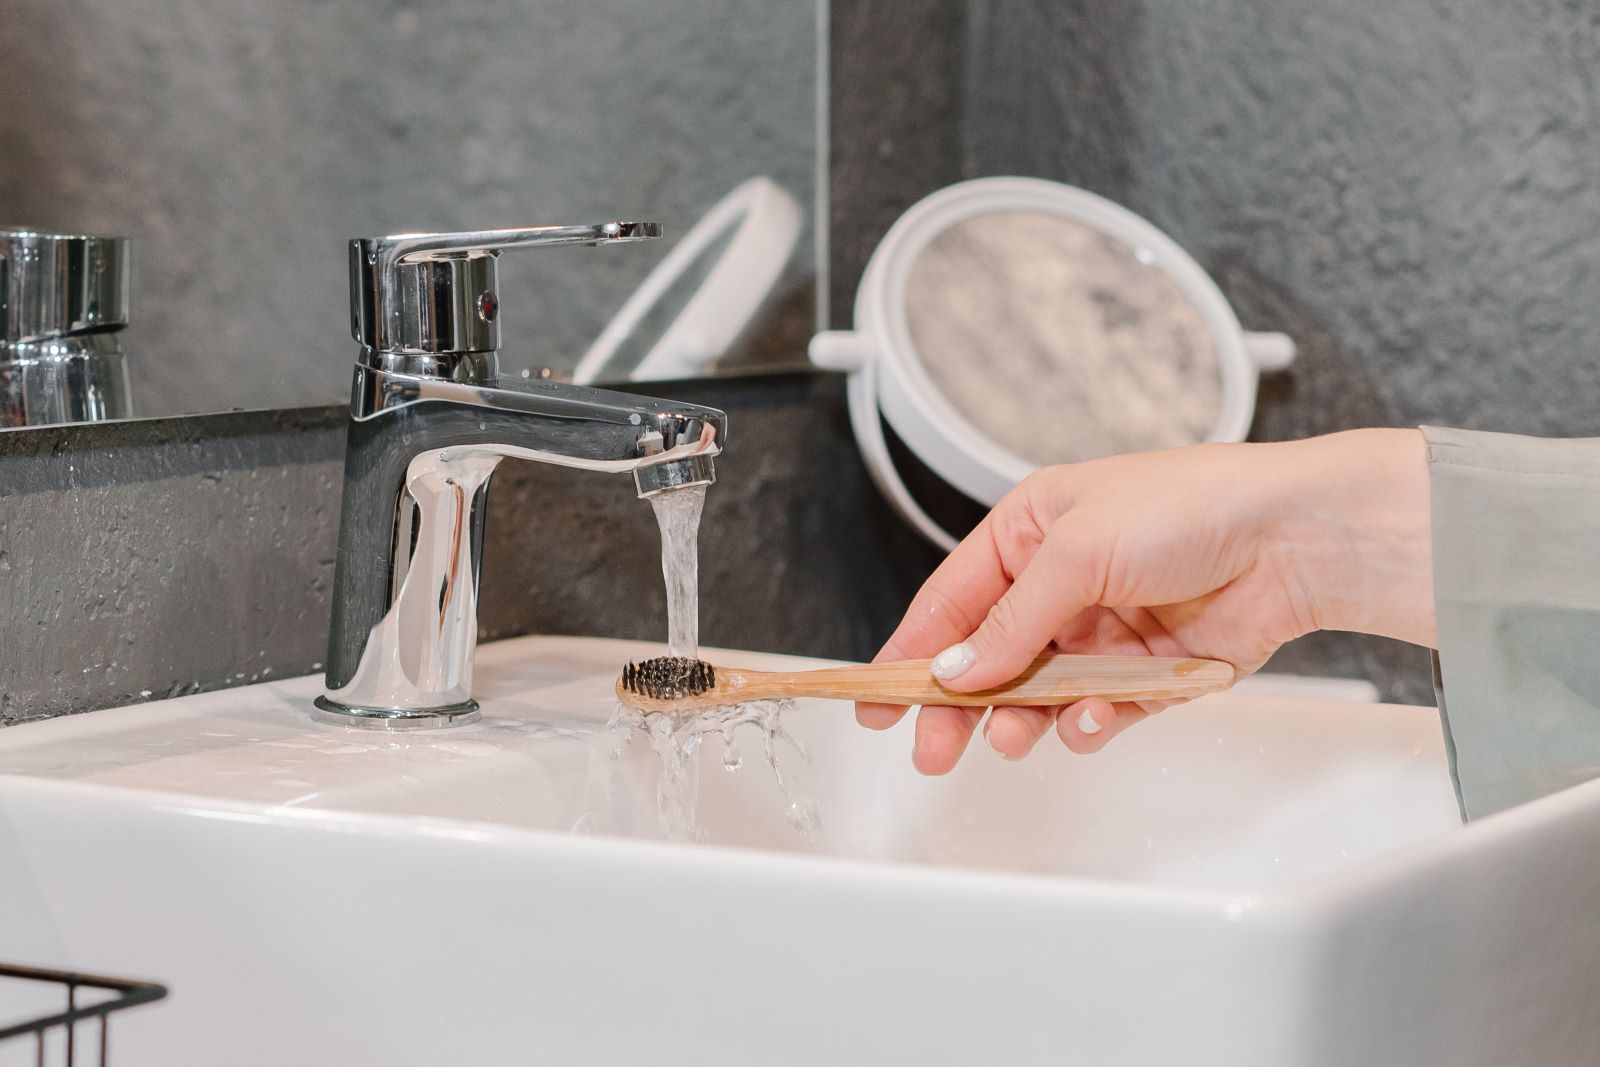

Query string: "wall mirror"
[[0, 0, 823, 426]]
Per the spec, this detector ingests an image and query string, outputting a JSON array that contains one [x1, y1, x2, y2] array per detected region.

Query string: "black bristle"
[[619, 656, 717, 701]]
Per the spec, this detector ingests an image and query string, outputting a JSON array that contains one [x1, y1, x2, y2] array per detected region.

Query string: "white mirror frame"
[[811, 176, 1295, 552]]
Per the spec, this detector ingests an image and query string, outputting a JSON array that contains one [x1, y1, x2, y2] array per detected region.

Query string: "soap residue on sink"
[[609, 699, 821, 843]]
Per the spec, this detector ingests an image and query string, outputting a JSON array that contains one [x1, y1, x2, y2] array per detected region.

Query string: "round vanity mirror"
[[811, 177, 1294, 550]]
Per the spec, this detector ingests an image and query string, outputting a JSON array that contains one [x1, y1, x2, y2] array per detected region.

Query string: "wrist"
[[1265, 429, 1436, 647]]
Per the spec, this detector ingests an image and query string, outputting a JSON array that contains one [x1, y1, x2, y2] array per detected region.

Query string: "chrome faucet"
[[0, 229, 133, 427], [315, 223, 726, 729]]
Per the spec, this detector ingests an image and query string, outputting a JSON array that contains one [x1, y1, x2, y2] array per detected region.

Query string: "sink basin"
[[2, 635, 1597, 1064]]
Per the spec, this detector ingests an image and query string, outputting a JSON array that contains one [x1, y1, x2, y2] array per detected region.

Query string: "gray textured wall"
[[0, 0, 816, 416], [0, 407, 345, 722], [967, 0, 1600, 440], [828, 0, 969, 327], [0, 376, 943, 725]]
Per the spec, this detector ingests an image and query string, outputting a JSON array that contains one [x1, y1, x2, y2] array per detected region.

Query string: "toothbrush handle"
[[749, 653, 1236, 706]]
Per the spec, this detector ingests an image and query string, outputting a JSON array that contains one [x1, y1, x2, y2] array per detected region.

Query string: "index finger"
[[856, 516, 1014, 728]]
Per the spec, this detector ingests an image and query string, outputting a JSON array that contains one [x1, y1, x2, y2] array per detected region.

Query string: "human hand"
[[861, 429, 1434, 774]]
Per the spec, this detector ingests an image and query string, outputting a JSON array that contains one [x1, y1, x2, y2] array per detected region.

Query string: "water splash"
[[609, 699, 820, 842], [720, 721, 743, 772]]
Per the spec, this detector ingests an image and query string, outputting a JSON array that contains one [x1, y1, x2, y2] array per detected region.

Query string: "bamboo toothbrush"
[[615, 652, 1235, 713]]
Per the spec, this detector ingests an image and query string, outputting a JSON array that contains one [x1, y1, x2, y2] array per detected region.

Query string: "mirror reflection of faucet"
[[0, 228, 134, 428], [316, 222, 727, 729]]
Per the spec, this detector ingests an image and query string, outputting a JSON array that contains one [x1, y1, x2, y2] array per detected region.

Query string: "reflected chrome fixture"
[[317, 222, 726, 729], [0, 229, 133, 428]]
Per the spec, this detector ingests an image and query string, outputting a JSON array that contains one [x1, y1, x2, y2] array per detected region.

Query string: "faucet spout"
[[315, 367, 725, 727]]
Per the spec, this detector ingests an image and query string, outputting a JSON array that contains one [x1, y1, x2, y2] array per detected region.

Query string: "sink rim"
[[7, 760, 1594, 921]]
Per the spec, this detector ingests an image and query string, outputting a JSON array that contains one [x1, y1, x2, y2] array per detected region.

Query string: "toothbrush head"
[[618, 657, 717, 706]]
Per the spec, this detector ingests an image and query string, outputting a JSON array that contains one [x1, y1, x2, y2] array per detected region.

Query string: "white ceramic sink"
[[2, 635, 1598, 1065]]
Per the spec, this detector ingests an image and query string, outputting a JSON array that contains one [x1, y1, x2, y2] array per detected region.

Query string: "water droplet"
[[787, 797, 821, 838]]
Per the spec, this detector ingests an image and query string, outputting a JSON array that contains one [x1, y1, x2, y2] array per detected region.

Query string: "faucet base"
[[311, 696, 482, 730]]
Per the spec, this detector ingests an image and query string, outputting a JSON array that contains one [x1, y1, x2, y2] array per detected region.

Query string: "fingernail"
[[930, 642, 977, 681], [1077, 707, 1103, 735]]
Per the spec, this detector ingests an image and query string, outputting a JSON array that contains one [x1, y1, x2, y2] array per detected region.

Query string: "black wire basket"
[[0, 964, 166, 1067]]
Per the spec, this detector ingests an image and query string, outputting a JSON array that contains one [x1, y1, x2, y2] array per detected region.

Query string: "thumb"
[[929, 523, 1104, 692]]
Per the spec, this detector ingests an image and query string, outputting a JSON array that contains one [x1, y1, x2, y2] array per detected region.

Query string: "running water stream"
[[608, 484, 820, 842], [650, 484, 706, 658]]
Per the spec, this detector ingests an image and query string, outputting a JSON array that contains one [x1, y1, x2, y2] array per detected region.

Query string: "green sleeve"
[[1424, 425, 1600, 819]]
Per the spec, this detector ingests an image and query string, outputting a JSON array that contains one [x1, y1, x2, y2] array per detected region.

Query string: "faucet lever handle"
[[349, 222, 664, 363]]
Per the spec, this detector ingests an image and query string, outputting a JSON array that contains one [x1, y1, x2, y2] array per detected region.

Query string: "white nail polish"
[[929, 642, 977, 680], [1077, 708, 1103, 735]]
